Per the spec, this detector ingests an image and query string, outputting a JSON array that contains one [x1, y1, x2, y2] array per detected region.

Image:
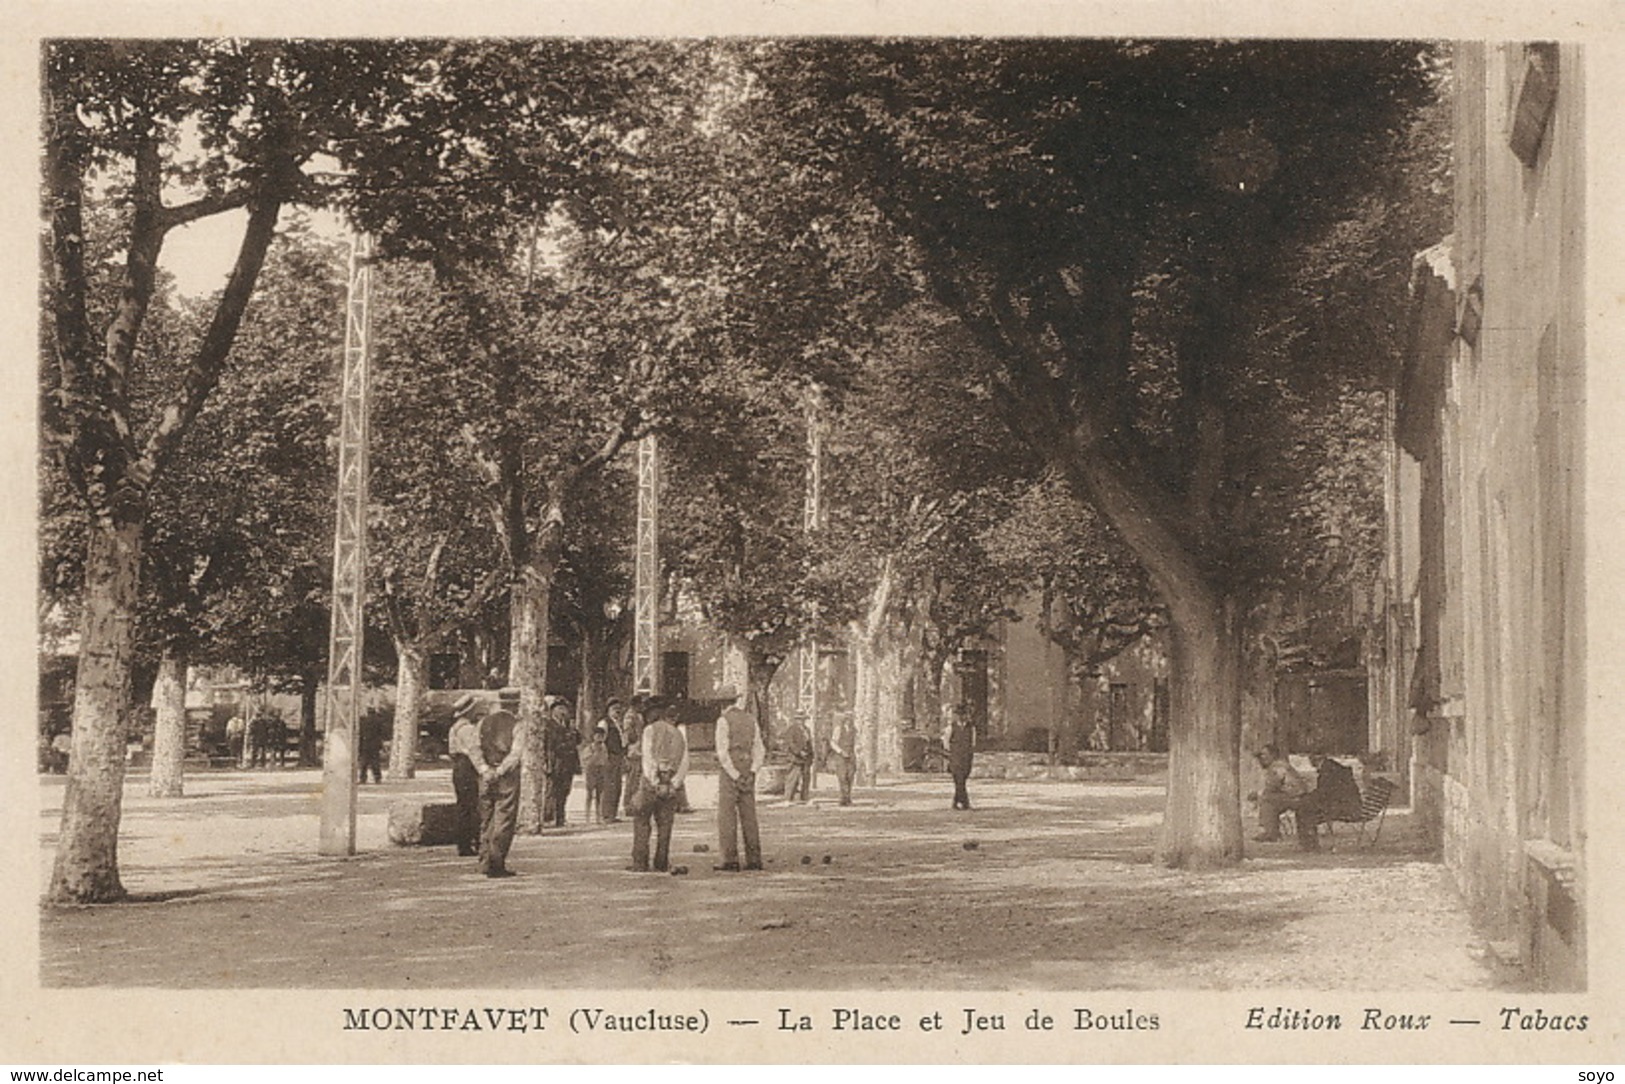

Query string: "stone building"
[[1384, 42, 1585, 989]]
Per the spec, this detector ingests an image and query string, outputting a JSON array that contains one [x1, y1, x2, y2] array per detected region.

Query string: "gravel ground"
[[37, 766, 1512, 990]]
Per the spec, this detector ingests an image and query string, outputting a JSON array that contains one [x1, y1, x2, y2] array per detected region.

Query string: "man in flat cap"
[[597, 697, 628, 823], [712, 685, 764, 872], [446, 693, 483, 857], [543, 696, 581, 828]]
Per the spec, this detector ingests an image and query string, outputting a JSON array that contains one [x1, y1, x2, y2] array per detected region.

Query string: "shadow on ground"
[[38, 770, 1506, 991]]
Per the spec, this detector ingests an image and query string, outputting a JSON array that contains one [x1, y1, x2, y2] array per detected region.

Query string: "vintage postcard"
[[3, 0, 1622, 1068]]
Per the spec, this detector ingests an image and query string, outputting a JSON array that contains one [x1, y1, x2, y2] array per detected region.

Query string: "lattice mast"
[[633, 434, 661, 697], [319, 233, 372, 856]]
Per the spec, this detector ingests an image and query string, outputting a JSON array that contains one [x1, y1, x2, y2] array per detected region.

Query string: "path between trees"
[[38, 768, 1509, 990]]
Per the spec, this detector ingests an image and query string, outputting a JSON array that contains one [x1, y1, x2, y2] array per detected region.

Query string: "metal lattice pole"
[[319, 232, 372, 856], [633, 433, 661, 698]]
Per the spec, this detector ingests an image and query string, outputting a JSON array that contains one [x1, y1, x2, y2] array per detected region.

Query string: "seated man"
[[1252, 745, 1308, 842], [1295, 754, 1364, 851]]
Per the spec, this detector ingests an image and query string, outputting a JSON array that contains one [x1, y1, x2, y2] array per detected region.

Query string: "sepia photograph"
[[6, 3, 1621, 1067]]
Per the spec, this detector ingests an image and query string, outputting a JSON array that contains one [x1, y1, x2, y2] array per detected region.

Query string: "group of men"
[[1252, 744, 1364, 851], [225, 712, 291, 769], [441, 685, 868, 879]]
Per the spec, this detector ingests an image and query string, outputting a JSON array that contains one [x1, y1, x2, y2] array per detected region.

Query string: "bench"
[[1321, 776, 1398, 846]]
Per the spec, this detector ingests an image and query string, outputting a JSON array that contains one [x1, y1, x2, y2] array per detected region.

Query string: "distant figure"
[[599, 698, 627, 823], [1252, 745, 1309, 842], [827, 715, 857, 806], [477, 704, 524, 878], [543, 698, 581, 827], [266, 714, 289, 768], [628, 704, 688, 873], [247, 713, 269, 768], [1295, 754, 1364, 851], [947, 704, 976, 811], [357, 713, 385, 784], [713, 686, 765, 872], [446, 694, 483, 856], [225, 715, 246, 766], [620, 701, 647, 819], [582, 723, 610, 824], [781, 714, 814, 803]]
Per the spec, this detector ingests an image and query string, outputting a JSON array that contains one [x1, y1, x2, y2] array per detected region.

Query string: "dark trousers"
[[784, 761, 811, 802], [478, 769, 520, 874], [716, 771, 762, 867], [1258, 793, 1299, 840], [830, 753, 855, 805], [546, 771, 574, 826], [359, 748, 382, 784], [631, 784, 677, 871], [602, 755, 625, 821], [952, 769, 971, 810], [450, 754, 480, 854]]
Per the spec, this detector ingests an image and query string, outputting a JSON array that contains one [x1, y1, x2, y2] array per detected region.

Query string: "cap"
[[714, 684, 739, 701]]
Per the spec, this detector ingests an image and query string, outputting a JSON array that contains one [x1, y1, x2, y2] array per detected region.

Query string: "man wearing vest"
[[447, 693, 484, 857], [477, 701, 524, 877], [781, 713, 814, 803], [628, 703, 688, 872], [713, 686, 765, 871]]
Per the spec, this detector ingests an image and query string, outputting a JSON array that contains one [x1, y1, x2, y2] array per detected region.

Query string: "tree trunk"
[[49, 517, 142, 903], [1158, 593, 1245, 868], [872, 629, 909, 776], [148, 647, 187, 798], [509, 562, 551, 833], [1062, 437, 1244, 868], [298, 672, 319, 767], [748, 655, 779, 744], [389, 640, 425, 781], [577, 623, 609, 725], [849, 628, 879, 786], [917, 650, 947, 741]]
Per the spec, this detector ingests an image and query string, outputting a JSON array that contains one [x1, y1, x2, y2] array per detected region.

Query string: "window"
[[661, 651, 690, 700]]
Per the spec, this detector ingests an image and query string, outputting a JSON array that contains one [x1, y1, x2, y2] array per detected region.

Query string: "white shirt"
[[640, 720, 689, 788]]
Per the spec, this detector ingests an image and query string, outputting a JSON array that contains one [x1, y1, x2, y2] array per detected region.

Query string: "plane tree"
[[750, 39, 1446, 865], [41, 37, 668, 901]]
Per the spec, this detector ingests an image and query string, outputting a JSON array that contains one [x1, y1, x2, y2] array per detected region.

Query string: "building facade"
[[1387, 41, 1585, 989]]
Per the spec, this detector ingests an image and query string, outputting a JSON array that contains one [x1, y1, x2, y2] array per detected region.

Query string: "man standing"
[[357, 711, 385, 785], [446, 694, 483, 857], [629, 704, 687, 873], [599, 698, 627, 823], [781, 713, 814, 804], [713, 686, 764, 872], [543, 697, 581, 827], [947, 703, 976, 811], [247, 713, 268, 769], [826, 713, 857, 806], [225, 714, 246, 767], [477, 701, 524, 878]]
